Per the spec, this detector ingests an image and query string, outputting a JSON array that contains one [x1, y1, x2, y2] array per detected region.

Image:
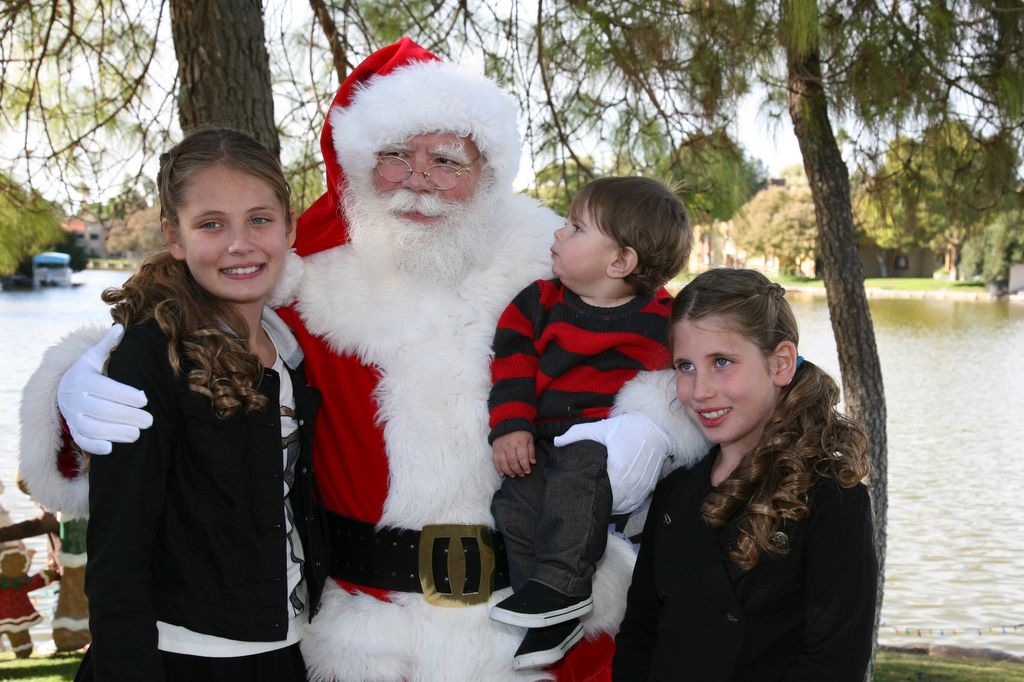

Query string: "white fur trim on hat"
[[331, 60, 522, 191]]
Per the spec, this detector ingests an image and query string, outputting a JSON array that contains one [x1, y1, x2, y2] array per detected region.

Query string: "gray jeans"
[[491, 438, 611, 598]]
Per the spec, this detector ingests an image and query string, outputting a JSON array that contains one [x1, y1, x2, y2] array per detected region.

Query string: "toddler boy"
[[487, 176, 691, 669]]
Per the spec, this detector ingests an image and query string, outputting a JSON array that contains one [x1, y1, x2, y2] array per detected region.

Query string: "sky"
[[735, 92, 805, 177]]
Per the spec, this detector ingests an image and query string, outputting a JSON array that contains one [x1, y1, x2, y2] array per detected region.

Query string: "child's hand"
[[492, 431, 536, 477]]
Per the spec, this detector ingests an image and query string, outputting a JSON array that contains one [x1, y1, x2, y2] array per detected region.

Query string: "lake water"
[[787, 293, 1024, 656], [2, 269, 1023, 655]]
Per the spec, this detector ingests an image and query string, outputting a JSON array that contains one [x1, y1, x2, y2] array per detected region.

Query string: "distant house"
[[688, 219, 817, 278], [857, 243, 941, 279], [690, 219, 939, 279], [690, 170, 942, 279], [62, 215, 109, 258], [1009, 264, 1024, 295]]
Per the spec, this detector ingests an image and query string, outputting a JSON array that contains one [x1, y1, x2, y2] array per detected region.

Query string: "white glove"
[[57, 324, 152, 455], [554, 412, 671, 515]]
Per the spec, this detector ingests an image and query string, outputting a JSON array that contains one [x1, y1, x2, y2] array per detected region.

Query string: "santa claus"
[[20, 38, 706, 681]]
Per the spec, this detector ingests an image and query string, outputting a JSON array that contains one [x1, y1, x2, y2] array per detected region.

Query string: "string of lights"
[[882, 620, 1024, 638]]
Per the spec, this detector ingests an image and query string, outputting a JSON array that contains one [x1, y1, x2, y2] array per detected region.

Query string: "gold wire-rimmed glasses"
[[374, 153, 477, 191]]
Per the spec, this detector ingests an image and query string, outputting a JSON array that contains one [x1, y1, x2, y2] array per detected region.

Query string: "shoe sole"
[[490, 596, 593, 628], [512, 621, 585, 671]]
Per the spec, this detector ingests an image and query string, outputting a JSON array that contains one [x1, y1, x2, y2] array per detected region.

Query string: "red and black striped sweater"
[[488, 278, 673, 444]]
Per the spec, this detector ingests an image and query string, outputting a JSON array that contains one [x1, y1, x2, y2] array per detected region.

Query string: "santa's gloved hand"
[[554, 413, 671, 515], [57, 324, 152, 455]]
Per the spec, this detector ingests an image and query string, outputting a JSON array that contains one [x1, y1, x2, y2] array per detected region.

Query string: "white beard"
[[341, 175, 500, 286]]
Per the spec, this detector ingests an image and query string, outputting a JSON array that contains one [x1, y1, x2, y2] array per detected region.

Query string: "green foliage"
[[960, 204, 1024, 286], [733, 183, 818, 275], [524, 135, 763, 223], [525, 157, 594, 217], [355, 0, 457, 50], [104, 204, 162, 258], [658, 132, 766, 223], [853, 135, 944, 254], [855, 119, 1019, 277], [782, 0, 821, 58], [0, 177, 63, 276], [4, 0, 1022, 231], [55, 229, 91, 270], [977, 1, 1024, 122], [491, 0, 761, 194]]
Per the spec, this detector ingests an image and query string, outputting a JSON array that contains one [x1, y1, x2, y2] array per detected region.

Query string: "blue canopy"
[[32, 252, 71, 266]]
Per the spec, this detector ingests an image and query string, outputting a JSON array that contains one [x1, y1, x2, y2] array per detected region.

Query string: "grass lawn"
[[875, 649, 1024, 681], [3, 649, 1023, 681], [0, 651, 81, 681]]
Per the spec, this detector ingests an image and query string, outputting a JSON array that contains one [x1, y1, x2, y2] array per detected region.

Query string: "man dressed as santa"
[[20, 38, 706, 681]]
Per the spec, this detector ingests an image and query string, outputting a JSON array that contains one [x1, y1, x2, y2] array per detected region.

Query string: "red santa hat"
[[294, 37, 522, 257]]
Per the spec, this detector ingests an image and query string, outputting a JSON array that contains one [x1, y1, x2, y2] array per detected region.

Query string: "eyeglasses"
[[374, 153, 477, 191]]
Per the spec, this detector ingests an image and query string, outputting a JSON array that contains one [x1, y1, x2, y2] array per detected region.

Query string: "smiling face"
[[672, 315, 794, 463], [163, 164, 295, 323]]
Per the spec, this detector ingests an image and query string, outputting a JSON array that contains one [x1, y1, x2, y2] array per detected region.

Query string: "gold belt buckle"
[[418, 524, 496, 607]]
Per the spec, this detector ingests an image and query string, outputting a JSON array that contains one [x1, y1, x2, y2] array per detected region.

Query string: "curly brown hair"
[[671, 268, 870, 570], [102, 128, 293, 417]]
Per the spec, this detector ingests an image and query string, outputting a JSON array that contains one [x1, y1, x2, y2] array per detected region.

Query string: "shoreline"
[[781, 283, 1016, 302], [667, 278, 1023, 302], [881, 643, 1024, 665]]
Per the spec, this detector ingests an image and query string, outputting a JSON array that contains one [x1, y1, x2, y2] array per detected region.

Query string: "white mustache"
[[386, 190, 452, 218]]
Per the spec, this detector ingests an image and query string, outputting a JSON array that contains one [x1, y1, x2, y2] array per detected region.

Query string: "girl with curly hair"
[[74, 128, 327, 682], [613, 267, 877, 681]]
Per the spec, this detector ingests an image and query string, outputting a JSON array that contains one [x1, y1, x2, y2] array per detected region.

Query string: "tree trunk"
[[309, 0, 349, 84], [168, 0, 279, 157], [786, 39, 888, 682], [949, 240, 961, 281]]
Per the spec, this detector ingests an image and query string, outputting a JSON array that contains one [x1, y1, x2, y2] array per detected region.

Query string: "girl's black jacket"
[[84, 313, 328, 681], [613, 448, 877, 681]]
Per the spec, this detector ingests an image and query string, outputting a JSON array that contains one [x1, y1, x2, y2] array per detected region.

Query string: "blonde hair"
[[671, 268, 870, 570], [103, 128, 293, 417]]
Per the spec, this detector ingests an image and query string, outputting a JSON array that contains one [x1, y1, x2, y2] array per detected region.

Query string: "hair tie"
[[796, 355, 805, 369]]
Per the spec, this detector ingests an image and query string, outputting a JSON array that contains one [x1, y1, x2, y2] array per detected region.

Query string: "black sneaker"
[[512, 618, 584, 670], [489, 580, 593, 627]]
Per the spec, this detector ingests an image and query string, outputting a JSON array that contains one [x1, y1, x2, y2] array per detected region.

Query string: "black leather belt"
[[326, 511, 511, 607]]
